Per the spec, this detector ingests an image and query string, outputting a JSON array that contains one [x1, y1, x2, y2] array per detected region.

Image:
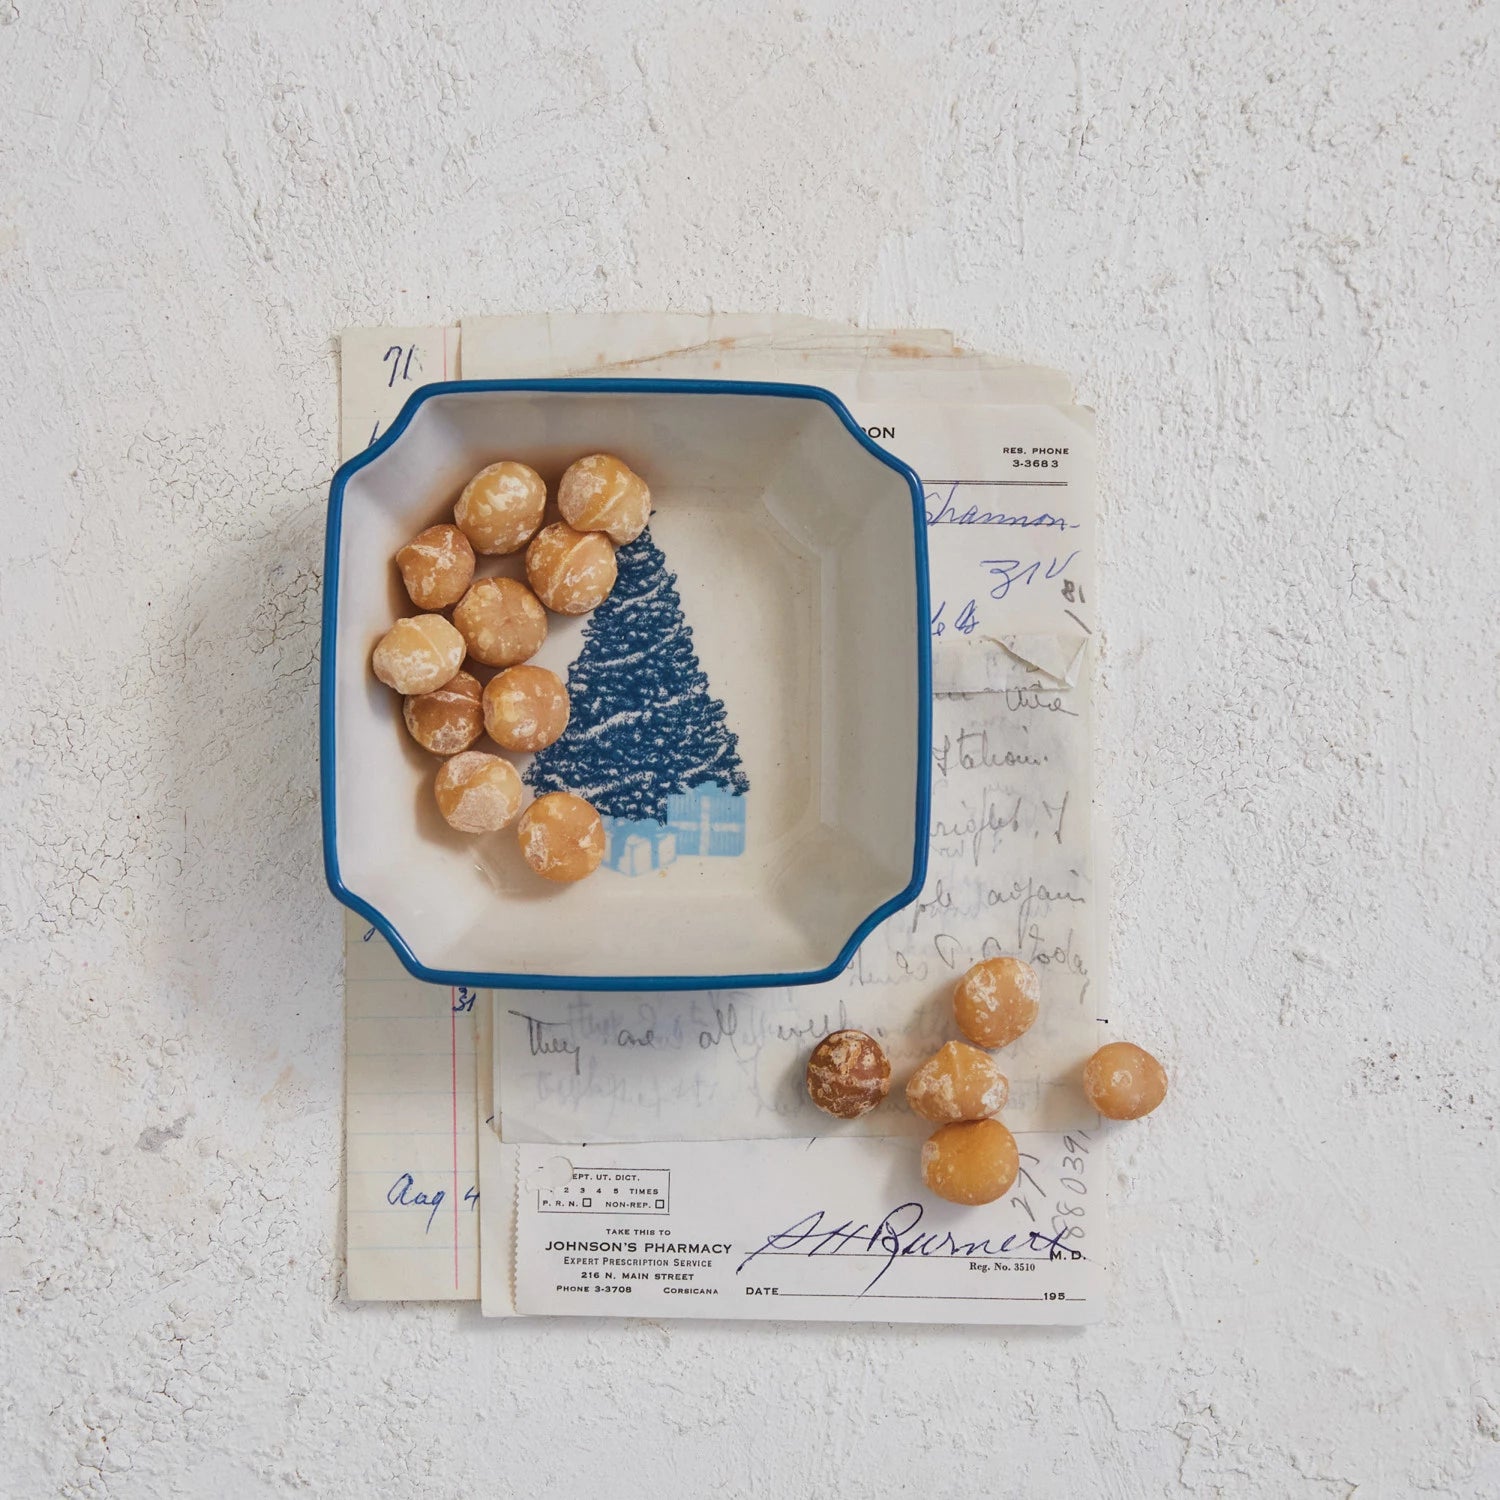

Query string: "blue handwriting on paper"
[[737, 1202, 1080, 1294], [929, 598, 978, 638], [384, 1174, 479, 1233], [925, 485, 1077, 531], [981, 551, 1080, 601], [383, 344, 417, 387], [386, 1173, 445, 1233], [366, 344, 421, 444], [929, 549, 1081, 636]]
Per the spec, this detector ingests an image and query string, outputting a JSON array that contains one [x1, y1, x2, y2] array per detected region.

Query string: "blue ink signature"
[[926, 485, 1077, 531], [736, 1201, 1081, 1294]]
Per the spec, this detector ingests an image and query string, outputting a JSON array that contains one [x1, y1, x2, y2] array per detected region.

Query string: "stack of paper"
[[338, 316, 1104, 1323]]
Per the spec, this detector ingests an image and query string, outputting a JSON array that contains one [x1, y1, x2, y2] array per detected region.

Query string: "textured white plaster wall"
[[2, 1, 1497, 1495]]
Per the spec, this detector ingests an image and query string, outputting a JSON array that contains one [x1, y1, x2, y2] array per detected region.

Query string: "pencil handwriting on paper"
[[931, 726, 1043, 775], [913, 923, 1089, 998], [911, 874, 1086, 946], [697, 1005, 736, 1049], [999, 686, 1078, 716], [736, 1201, 1082, 1294], [510, 996, 852, 1072], [927, 787, 1070, 867], [508, 1010, 582, 1073]]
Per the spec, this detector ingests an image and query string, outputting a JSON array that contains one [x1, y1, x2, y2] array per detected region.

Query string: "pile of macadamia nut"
[[369, 453, 651, 884], [806, 954, 1167, 1207]]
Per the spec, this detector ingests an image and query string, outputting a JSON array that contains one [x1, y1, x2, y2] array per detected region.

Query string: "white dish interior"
[[329, 386, 924, 984]]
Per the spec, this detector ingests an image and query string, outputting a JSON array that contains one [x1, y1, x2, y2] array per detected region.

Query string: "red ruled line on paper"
[[450, 986, 459, 1290]]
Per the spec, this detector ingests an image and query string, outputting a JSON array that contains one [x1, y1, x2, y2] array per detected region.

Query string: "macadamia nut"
[[953, 956, 1040, 1049], [404, 670, 483, 756], [395, 524, 474, 610], [806, 1031, 892, 1119], [1083, 1042, 1168, 1120], [517, 791, 605, 882], [434, 752, 523, 834], [483, 665, 569, 753], [557, 453, 651, 544], [452, 576, 548, 667], [906, 1041, 1009, 1124], [454, 461, 546, 555], [526, 522, 617, 614], [372, 615, 466, 696], [920, 1119, 1019, 1206]]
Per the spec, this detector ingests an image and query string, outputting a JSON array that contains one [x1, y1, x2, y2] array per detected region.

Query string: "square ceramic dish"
[[321, 378, 930, 990]]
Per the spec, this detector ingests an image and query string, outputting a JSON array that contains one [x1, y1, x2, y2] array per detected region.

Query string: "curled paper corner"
[[992, 633, 1090, 690], [522, 1155, 575, 1195]]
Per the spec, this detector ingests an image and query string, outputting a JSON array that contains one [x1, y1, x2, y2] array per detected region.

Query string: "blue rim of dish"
[[321, 377, 933, 991]]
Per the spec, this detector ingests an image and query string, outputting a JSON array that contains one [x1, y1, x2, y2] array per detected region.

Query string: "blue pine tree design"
[[525, 527, 748, 872]]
